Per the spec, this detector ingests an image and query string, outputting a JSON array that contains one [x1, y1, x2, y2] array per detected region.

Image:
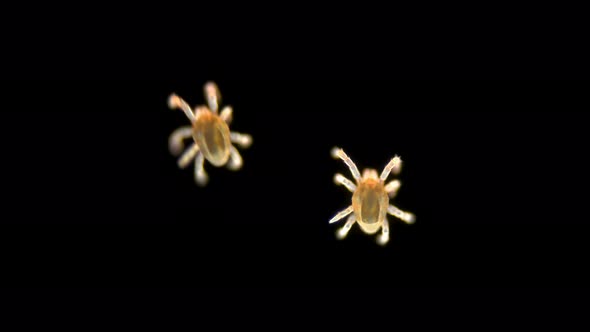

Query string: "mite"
[[329, 147, 415, 245], [168, 82, 252, 186]]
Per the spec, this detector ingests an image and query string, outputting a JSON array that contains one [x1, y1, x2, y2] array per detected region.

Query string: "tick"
[[329, 147, 416, 246], [168, 82, 252, 186]]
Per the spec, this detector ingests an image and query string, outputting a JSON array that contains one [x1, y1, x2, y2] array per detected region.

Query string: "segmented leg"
[[377, 217, 390, 246], [336, 215, 356, 240], [194, 152, 208, 186], [220, 106, 233, 124], [385, 180, 401, 198], [331, 147, 361, 181], [334, 173, 357, 192], [230, 132, 253, 148], [226, 146, 243, 170], [168, 94, 195, 122], [204, 81, 221, 113], [380, 156, 402, 181], [387, 204, 415, 224], [329, 205, 353, 224], [169, 126, 193, 156], [178, 142, 200, 169]]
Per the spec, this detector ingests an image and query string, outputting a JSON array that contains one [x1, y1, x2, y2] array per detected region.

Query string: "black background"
[[1, 79, 588, 291], [2, 5, 589, 329]]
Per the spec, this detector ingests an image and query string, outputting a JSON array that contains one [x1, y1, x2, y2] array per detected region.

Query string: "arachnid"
[[168, 82, 252, 186], [329, 147, 415, 246]]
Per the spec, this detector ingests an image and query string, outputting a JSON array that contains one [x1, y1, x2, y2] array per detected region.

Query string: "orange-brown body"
[[168, 82, 252, 186], [352, 178, 389, 234], [193, 110, 231, 167], [330, 148, 414, 245]]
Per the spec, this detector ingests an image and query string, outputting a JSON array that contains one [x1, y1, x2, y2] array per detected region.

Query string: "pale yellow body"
[[168, 82, 252, 186], [352, 171, 389, 234], [330, 148, 415, 246], [193, 109, 232, 167]]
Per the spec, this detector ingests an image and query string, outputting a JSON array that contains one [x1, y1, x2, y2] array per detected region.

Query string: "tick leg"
[[168, 94, 195, 122], [169, 126, 194, 156], [230, 132, 253, 148], [227, 146, 243, 171], [385, 180, 401, 198], [387, 204, 415, 224], [178, 142, 200, 169], [331, 147, 361, 181], [329, 205, 353, 224], [336, 215, 356, 240], [204, 81, 221, 113], [194, 152, 208, 186], [334, 173, 356, 192], [380, 156, 402, 181], [220, 106, 233, 124], [377, 217, 390, 246]]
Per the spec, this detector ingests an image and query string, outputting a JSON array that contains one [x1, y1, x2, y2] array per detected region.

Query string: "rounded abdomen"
[[193, 113, 231, 166], [352, 180, 388, 234]]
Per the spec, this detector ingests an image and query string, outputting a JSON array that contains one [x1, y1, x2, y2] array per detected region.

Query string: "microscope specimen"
[[168, 82, 252, 186], [329, 147, 415, 245]]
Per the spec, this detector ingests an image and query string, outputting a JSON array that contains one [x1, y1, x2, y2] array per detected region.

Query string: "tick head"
[[194, 106, 211, 119], [361, 169, 379, 181]]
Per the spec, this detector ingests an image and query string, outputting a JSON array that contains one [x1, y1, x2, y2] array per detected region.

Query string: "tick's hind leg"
[[336, 215, 356, 240], [169, 126, 193, 156], [230, 132, 253, 148], [194, 152, 208, 186], [377, 217, 390, 246], [387, 204, 415, 224], [385, 180, 401, 198], [226, 146, 244, 171], [329, 206, 353, 224], [178, 142, 200, 169]]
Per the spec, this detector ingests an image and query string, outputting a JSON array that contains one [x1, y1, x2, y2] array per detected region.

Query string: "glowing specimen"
[[329, 147, 415, 246], [168, 82, 252, 186]]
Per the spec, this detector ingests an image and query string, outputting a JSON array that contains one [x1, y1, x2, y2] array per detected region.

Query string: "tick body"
[[192, 109, 231, 166], [330, 148, 415, 246], [168, 82, 252, 186], [352, 172, 389, 234]]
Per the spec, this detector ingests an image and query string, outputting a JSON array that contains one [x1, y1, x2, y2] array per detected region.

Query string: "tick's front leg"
[[334, 173, 357, 192], [220, 106, 233, 124], [168, 94, 195, 122], [204, 82, 221, 113], [385, 180, 401, 198], [380, 156, 402, 181], [331, 147, 361, 181]]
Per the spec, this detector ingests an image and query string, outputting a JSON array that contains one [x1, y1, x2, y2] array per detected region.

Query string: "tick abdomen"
[[193, 112, 231, 166], [353, 180, 388, 234]]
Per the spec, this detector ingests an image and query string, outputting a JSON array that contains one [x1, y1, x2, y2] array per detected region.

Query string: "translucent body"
[[193, 110, 231, 166], [330, 148, 415, 245], [168, 82, 252, 186], [352, 178, 389, 234]]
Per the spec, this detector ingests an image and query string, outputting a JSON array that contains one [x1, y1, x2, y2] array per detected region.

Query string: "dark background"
[[1, 80, 588, 290], [1, 5, 589, 328]]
